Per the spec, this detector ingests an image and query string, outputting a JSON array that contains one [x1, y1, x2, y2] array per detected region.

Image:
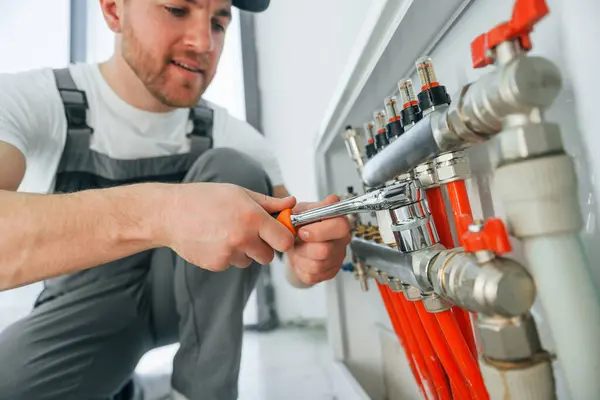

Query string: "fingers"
[[244, 238, 276, 265], [292, 194, 340, 214], [287, 238, 347, 284], [296, 216, 351, 243], [292, 241, 335, 261], [290, 260, 343, 285], [230, 252, 253, 268], [244, 189, 297, 213], [258, 213, 296, 253]]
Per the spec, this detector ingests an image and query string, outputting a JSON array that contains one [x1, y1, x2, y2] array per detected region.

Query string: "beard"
[[120, 21, 210, 108]]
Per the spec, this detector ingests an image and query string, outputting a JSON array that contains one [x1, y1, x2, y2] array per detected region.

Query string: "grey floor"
[[237, 326, 337, 400], [135, 326, 337, 400], [0, 283, 337, 400]]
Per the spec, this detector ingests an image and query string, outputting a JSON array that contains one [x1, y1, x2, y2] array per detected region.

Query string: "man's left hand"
[[286, 195, 352, 286]]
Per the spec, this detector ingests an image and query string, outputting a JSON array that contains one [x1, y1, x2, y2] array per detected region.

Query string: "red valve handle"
[[471, 0, 549, 69], [459, 215, 512, 255]]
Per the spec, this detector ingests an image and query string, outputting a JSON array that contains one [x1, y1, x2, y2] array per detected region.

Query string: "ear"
[[99, 0, 125, 34]]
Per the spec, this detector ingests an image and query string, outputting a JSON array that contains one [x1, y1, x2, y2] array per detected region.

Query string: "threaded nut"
[[477, 313, 542, 361], [403, 285, 422, 301], [434, 150, 470, 183], [388, 278, 404, 293], [414, 162, 438, 188], [422, 293, 452, 312], [498, 122, 563, 163]]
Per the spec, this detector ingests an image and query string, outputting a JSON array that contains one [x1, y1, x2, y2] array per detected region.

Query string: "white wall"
[[0, 0, 71, 332], [0, 1, 70, 73], [253, 1, 375, 322]]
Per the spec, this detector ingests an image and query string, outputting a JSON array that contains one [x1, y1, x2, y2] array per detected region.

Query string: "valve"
[[341, 262, 355, 272], [384, 96, 404, 141], [415, 57, 451, 113], [460, 215, 512, 255], [364, 121, 377, 159], [373, 110, 390, 150], [397, 78, 422, 131], [471, 0, 549, 68]]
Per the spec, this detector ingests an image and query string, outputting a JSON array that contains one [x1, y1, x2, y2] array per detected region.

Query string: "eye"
[[165, 6, 188, 18], [212, 21, 225, 32]]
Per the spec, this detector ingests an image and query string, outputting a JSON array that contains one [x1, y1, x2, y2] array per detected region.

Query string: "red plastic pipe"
[[435, 311, 489, 400], [391, 293, 437, 400], [376, 283, 403, 342], [376, 283, 425, 397], [445, 180, 474, 246], [401, 299, 453, 400], [425, 187, 455, 248], [443, 180, 479, 359], [415, 302, 472, 400], [452, 306, 479, 360]]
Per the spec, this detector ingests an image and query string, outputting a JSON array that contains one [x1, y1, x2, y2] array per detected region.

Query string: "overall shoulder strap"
[[53, 68, 94, 135], [188, 98, 214, 150]]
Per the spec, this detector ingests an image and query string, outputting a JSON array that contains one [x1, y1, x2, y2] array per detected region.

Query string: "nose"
[[183, 12, 214, 53]]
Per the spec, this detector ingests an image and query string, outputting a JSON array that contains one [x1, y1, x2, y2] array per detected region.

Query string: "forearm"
[[0, 183, 165, 290]]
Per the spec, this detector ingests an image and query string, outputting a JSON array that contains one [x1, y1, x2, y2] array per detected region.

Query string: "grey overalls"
[[0, 68, 274, 400]]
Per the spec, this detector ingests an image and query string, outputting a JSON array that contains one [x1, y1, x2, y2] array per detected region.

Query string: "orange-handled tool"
[[272, 209, 298, 235], [272, 179, 423, 235]]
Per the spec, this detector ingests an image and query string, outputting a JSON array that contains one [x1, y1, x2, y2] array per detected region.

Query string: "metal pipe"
[[361, 54, 562, 189], [350, 236, 536, 316], [350, 236, 419, 288], [429, 250, 536, 317], [362, 111, 441, 187], [341, 126, 366, 174]]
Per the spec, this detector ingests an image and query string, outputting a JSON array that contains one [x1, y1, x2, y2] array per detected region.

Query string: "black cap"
[[233, 0, 270, 12]]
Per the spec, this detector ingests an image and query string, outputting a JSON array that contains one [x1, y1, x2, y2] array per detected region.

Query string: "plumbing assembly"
[[326, 0, 600, 398]]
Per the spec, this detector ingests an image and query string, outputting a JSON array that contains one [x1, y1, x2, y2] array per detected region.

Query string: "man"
[[0, 0, 351, 399]]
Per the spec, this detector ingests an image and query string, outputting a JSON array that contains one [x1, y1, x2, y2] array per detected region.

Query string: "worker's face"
[[116, 0, 232, 107]]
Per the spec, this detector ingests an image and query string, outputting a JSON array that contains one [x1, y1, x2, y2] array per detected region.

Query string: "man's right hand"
[[158, 182, 297, 271]]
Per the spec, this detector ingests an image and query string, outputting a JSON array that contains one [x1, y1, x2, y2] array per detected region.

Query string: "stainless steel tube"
[[349, 237, 420, 288], [362, 112, 439, 187]]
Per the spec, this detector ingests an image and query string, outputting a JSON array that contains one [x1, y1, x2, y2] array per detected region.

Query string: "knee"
[[185, 148, 272, 195], [0, 326, 36, 398]]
